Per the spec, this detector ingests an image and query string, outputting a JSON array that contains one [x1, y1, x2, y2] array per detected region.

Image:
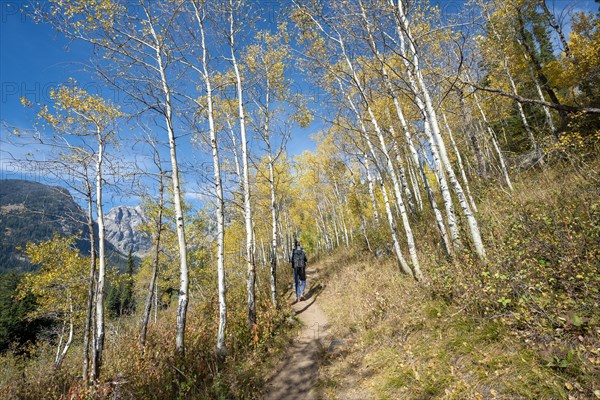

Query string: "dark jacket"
[[290, 247, 307, 270]]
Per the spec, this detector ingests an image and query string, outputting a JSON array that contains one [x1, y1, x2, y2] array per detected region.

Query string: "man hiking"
[[290, 240, 308, 302]]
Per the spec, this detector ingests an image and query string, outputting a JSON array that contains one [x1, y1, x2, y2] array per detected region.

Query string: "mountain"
[[104, 205, 152, 257], [0, 179, 126, 273]]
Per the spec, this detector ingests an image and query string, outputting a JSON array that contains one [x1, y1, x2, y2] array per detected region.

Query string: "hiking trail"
[[262, 266, 329, 400]]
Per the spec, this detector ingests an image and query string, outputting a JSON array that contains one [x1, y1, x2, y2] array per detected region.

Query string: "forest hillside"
[[0, 0, 598, 399], [314, 160, 599, 399]]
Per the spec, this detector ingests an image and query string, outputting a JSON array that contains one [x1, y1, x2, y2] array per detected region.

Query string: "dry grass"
[[314, 253, 581, 399], [313, 159, 600, 400], [0, 266, 300, 399]]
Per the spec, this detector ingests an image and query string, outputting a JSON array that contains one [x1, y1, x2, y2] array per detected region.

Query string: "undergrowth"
[[0, 266, 299, 399], [316, 159, 599, 400]]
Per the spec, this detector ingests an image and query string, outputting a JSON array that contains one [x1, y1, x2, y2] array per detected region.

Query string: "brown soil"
[[262, 267, 329, 400]]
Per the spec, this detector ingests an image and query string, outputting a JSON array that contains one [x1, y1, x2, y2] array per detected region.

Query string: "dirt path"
[[262, 268, 329, 400]]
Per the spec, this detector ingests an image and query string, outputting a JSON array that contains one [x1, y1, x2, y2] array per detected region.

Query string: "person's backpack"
[[291, 248, 306, 270]]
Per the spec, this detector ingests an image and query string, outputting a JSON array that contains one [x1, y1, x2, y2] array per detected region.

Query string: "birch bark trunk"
[[268, 133, 278, 308], [484, 8, 541, 155], [393, 0, 486, 259], [337, 37, 423, 280], [441, 111, 477, 212], [417, 146, 452, 257], [344, 84, 415, 277], [192, 1, 228, 357], [55, 296, 74, 368], [518, 40, 558, 137], [471, 89, 514, 191], [378, 175, 413, 276], [538, 0, 571, 58], [228, 0, 256, 333], [406, 150, 423, 211], [363, 155, 380, 223], [92, 131, 106, 380], [390, 125, 416, 214], [383, 0, 461, 250], [145, 9, 190, 355], [82, 182, 96, 382]]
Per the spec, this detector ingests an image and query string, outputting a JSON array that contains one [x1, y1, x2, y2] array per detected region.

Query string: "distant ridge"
[[0, 179, 128, 273]]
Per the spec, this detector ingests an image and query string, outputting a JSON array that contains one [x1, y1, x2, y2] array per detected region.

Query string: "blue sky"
[[0, 0, 320, 209], [1, 0, 596, 209]]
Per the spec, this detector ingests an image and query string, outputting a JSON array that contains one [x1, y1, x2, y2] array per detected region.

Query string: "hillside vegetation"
[[315, 159, 599, 400], [1, 158, 597, 399], [0, 0, 598, 398]]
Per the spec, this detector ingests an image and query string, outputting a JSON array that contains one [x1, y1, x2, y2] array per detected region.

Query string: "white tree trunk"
[[359, 1, 417, 215], [267, 136, 278, 308], [336, 38, 423, 280], [361, 217, 372, 251], [484, 6, 540, 154], [193, 2, 227, 358], [378, 175, 413, 276], [331, 204, 340, 248], [332, 181, 350, 247], [417, 147, 452, 257], [406, 151, 423, 211], [505, 61, 539, 153], [161, 55, 188, 357], [393, 51, 460, 248], [55, 295, 74, 368], [93, 132, 106, 379], [441, 111, 477, 212], [344, 83, 415, 278], [229, 1, 256, 332], [390, 125, 416, 213], [393, 0, 486, 259], [517, 39, 557, 137], [538, 0, 571, 58], [82, 183, 96, 382], [364, 0, 458, 249], [258, 74, 279, 307], [363, 155, 379, 223], [471, 89, 514, 191], [144, 12, 190, 355]]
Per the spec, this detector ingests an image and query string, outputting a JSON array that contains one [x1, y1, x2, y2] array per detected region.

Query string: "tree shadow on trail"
[[295, 283, 323, 315]]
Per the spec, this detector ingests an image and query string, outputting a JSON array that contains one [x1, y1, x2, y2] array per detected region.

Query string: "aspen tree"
[[18, 236, 87, 369], [244, 27, 301, 308], [12, 125, 98, 381], [538, 0, 571, 58], [334, 28, 423, 279], [441, 111, 477, 212], [188, 0, 228, 358], [226, 0, 257, 333], [342, 80, 414, 277], [405, 150, 423, 211], [391, 0, 486, 259], [468, 85, 514, 191], [363, 154, 380, 223], [456, 88, 488, 179], [482, 4, 542, 156], [139, 139, 166, 348], [37, 84, 120, 379], [45, 0, 192, 356]]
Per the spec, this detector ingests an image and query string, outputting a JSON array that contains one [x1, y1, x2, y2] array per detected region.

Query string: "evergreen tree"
[[121, 250, 135, 316], [0, 273, 45, 352]]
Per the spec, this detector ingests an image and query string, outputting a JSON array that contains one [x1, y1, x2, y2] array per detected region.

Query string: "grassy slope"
[[0, 266, 301, 399], [315, 161, 599, 400], [0, 161, 597, 399]]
